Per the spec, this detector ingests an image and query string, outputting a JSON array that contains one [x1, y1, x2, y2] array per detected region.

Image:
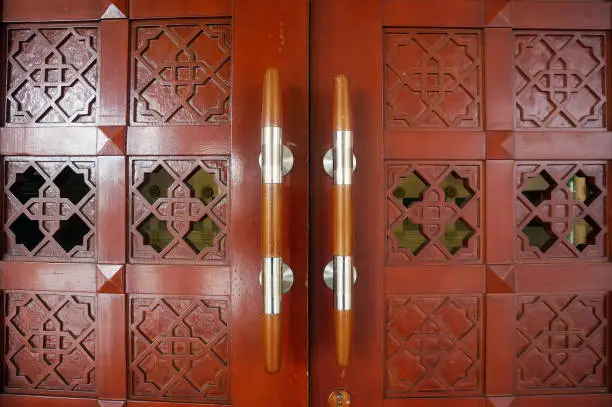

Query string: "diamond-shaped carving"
[[131, 21, 231, 125], [138, 165, 173, 205], [515, 32, 606, 128], [386, 30, 482, 129], [6, 25, 98, 125], [440, 218, 475, 254], [53, 214, 90, 253], [522, 170, 557, 207], [393, 172, 429, 208], [54, 166, 90, 205], [185, 216, 221, 253], [137, 214, 173, 253], [10, 167, 45, 205], [386, 295, 482, 396], [4, 158, 96, 260], [568, 216, 601, 252], [9, 213, 44, 251], [187, 167, 220, 205], [523, 216, 557, 253], [392, 218, 428, 255], [129, 296, 229, 402], [131, 158, 228, 263], [440, 172, 474, 208], [4, 292, 96, 395], [517, 163, 606, 260], [516, 294, 608, 392], [387, 163, 481, 263]]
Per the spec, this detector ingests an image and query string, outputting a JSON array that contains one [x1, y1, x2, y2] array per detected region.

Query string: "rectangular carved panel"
[[4, 292, 96, 396], [386, 162, 482, 263], [129, 157, 228, 264], [385, 29, 482, 129], [6, 24, 99, 125], [4, 157, 96, 261], [129, 295, 230, 402], [131, 20, 231, 125], [385, 295, 482, 397], [516, 293, 608, 393], [516, 162, 607, 261], [515, 32, 607, 129]]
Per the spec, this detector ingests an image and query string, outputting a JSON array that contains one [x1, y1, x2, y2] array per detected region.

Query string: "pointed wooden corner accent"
[[486, 265, 516, 293], [484, 1, 512, 27], [486, 131, 515, 159], [97, 264, 125, 294], [486, 396, 515, 407], [97, 126, 126, 155], [98, 400, 126, 407], [101, 1, 127, 19]]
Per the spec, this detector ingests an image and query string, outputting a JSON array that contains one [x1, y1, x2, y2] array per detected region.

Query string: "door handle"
[[260, 68, 294, 374], [323, 75, 357, 366]]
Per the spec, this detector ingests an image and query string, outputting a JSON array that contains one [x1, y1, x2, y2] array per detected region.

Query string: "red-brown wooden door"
[[0, 1, 308, 406], [310, 1, 612, 407]]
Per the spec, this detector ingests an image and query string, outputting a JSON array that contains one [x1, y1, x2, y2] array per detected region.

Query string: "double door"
[[0, 1, 611, 407]]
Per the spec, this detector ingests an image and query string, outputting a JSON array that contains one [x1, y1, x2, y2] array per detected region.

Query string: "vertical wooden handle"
[[332, 75, 354, 367], [264, 314, 282, 373], [334, 309, 353, 366], [262, 68, 284, 374]]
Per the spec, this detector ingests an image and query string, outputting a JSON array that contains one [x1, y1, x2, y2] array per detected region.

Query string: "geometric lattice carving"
[[4, 292, 96, 396], [385, 30, 482, 129], [4, 158, 96, 261], [130, 158, 228, 263], [516, 294, 608, 392], [515, 32, 606, 128], [516, 162, 606, 260], [387, 162, 481, 263], [131, 21, 231, 125], [6, 25, 98, 125], [385, 295, 482, 396], [129, 295, 229, 402]]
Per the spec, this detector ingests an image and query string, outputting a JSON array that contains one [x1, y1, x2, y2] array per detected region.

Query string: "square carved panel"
[[129, 295, 230, 402], [385, 295, 483, 396], [4, 291, 96, 396], [385, 30, 482, 129], [515, 32, 607, 129], [131, 20, 231, 125], [130, 157, 228, 263], [4, 157, 96, 261], [516, 293, 608, 393], [6, 24, 99, 125], [386, 162, 482, 263], [516, 162, 607, 261]]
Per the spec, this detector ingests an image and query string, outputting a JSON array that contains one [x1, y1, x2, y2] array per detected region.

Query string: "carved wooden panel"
[[6, 24, 99, 125], [131, 20, 231, 125], [516, 162, 607, 261], [385, 295, 482, 396], [4, 292, 96, 396], [4, 157, 96, 261], [385, 30, 482, 129], [129, 157, 228, 263], [515, 32, 607, 129], [516, 293, 608, 393], [387, 162, 481, 263], [129, 295, 230, 402]]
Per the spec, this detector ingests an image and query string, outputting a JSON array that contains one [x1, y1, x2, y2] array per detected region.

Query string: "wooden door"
[[0, 1, 308, 406], [311, 1, 612, 406]]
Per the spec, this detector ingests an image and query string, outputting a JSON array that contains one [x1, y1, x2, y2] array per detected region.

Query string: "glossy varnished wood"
[[311, 0, 384, 404], [262, 184, 282, 257], [232, 0, 309, 404], [0, 0, 308, 405], [312, 0, 612, 406]]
